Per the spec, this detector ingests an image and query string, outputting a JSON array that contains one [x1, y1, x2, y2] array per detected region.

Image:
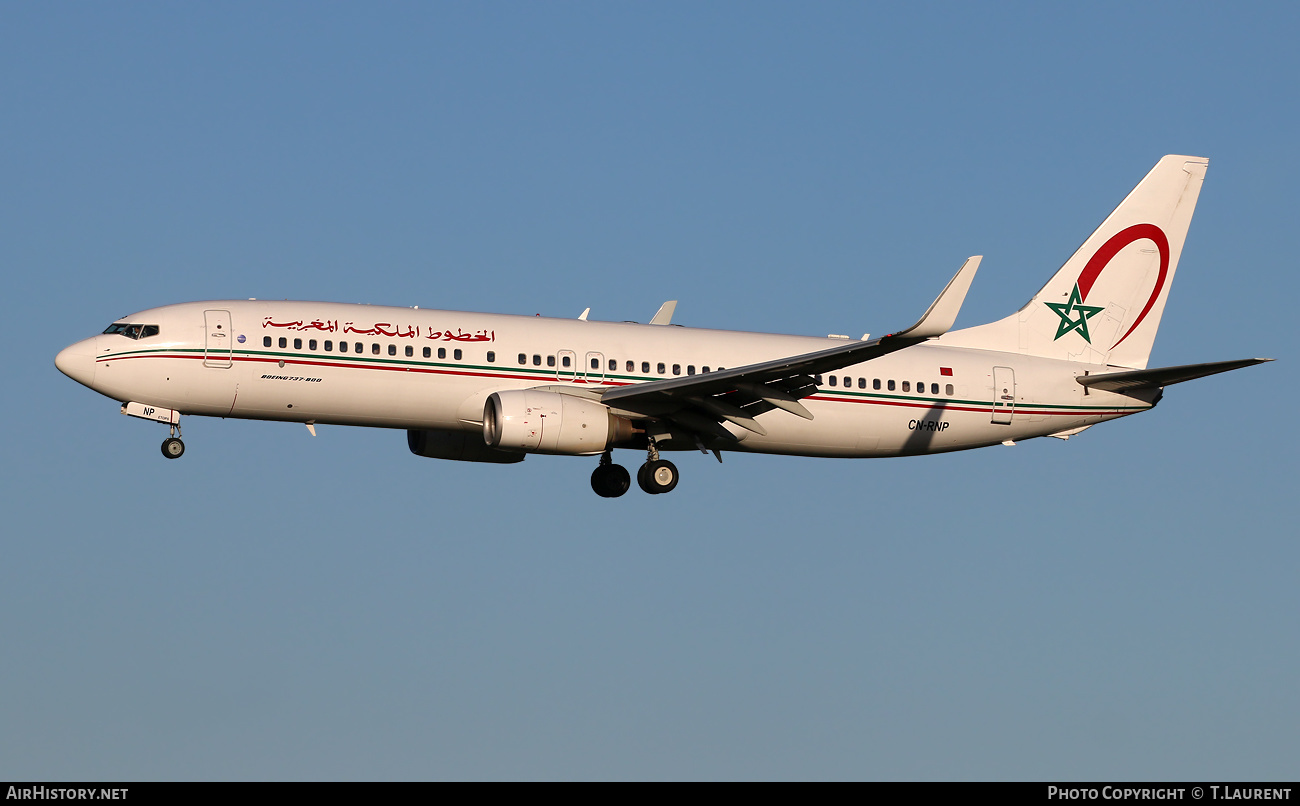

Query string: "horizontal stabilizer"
[[1077, 358, 1273, 392]]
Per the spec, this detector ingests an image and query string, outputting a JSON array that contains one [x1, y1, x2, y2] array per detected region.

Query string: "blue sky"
[[3, 2, 1297, 780]]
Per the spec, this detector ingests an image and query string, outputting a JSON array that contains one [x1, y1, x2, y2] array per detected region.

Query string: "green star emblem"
[[1045, 283, 1105, 342]]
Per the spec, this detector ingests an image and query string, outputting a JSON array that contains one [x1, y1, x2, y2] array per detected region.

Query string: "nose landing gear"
[[160, 422, 184, 459]]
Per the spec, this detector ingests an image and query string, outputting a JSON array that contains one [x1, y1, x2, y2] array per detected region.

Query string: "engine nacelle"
[[483, 390, 635, 455], [407, 428, 525, 464]]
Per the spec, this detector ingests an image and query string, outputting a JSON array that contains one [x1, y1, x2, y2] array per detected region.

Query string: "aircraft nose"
[[55, 341, 97, 388]]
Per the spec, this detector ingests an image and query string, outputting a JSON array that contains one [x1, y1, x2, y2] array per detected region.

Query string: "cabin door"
[[584, 352, 605, 385], [556, 350, 577, 382], [991, 366, 1015, 424], [203, 310, 233, 368]]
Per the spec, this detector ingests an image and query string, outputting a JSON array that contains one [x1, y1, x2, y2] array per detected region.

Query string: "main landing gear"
[[160, 423, 185, 459], [637, 459, 678, 495], [590, 440, 680, 498], [590, 452, 631, 498]]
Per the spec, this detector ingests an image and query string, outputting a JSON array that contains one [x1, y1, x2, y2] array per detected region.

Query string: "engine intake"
[[484, 390, 634, 455]]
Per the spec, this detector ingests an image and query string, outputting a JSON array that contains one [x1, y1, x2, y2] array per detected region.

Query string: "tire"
[[161, 437, 185, 459], [637, 459, 678, 494], [591, 463, 631, 498]]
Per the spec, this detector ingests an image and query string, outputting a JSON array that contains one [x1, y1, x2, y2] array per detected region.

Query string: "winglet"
[[578, 307, 590, 321], [889, 256, 981, 340], [649, 300, 678, 325]]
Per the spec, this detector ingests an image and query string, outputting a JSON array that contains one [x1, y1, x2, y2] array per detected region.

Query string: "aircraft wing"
[[598, 257, 981, 440], [1076, 357, 1272, 392]]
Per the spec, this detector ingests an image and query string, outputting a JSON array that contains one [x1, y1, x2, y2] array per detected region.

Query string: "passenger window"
[[405, 345, 413, 357], [829, 376, 837, 387], [324, 340, 333, 352], [279, 337, 287, 349], [533, 354, 541, 366], [672, 364, 681, 375], [687, 365, 695, 375], [518, 353, 527, 365], [355, 342, 363, 353], [931, 383, 939, 395], [487, 351, 495, 363], [843, 377, 851, 388], [294, 338, 302, 350], [263, 336, 272, 347], [454, 349, 463, 360], [626, 361, 634, 372], [609, 359, 617, 371], [438, 347, 446, 359], [873, 379, 881, 390], [945, 384, 954, 396], [642, 362, 650, 373], [388, 344, 396, 356], [816, 374, 824, 385], [859, 378, 866, 389], [423, 347, 431, 358], [902, 381, 910, 392], [917, 381, 924, 393], [702, 366, 710, 373], [561, 355, 570, 367], [887, 380, 895, 391], [548, 355, 556, 367], [657, 362, 665, 374], [309, 339, 318, 351], [372, 343, 380, 355]]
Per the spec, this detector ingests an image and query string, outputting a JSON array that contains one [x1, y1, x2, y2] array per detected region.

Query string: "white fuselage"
[[55, 300, 1153, 458]]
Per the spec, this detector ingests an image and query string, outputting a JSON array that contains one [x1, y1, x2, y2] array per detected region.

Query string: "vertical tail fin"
[[945, 155, 1209, 369]]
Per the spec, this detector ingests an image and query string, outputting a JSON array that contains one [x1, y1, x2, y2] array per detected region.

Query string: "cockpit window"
[[103, 323, 160, 339]]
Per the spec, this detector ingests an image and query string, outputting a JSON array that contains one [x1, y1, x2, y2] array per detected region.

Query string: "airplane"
[[55, 155, 1270, 497]]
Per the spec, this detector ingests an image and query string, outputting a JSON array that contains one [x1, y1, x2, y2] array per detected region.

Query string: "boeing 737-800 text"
[[55, 155, 1269, 497]]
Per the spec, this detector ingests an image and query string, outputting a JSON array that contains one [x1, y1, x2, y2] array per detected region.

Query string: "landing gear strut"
[[589, 439, 682, 497], [636, 438, 679, 495], [161, 422, 185, 459], [590, 451, 631, 498]]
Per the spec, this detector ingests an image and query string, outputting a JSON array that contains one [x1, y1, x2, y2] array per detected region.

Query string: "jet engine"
[[407, 428, 525, 464], [483, 390, 635, 455]]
